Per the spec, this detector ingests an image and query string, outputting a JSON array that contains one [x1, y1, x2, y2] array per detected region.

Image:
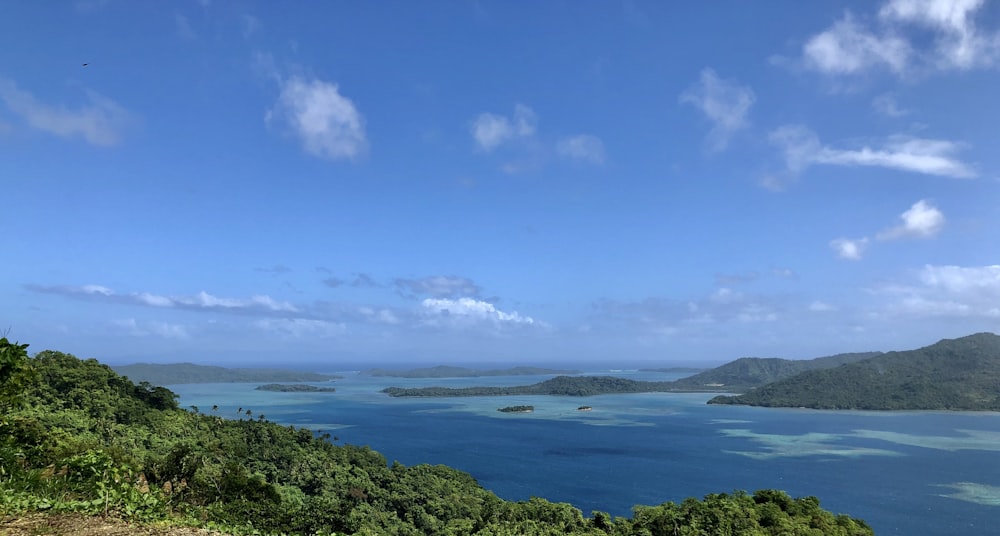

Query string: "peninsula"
[[709, 333, 1000, 410]]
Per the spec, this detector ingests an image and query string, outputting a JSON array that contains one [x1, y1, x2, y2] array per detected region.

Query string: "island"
[[709, 333, 1000, 410], [364, 365, 580, 378], [113, 362, 342, 385], [383, 375, 681, 397], [498, 405, 534, 413], [255, 383, 337, 393]]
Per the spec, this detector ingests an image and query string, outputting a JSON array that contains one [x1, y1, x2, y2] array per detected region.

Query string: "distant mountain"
[[709, 333, 1000, 410], [670, 352, 881, 391], [113, 362, 342, 385], [364, 365, 580, 378]]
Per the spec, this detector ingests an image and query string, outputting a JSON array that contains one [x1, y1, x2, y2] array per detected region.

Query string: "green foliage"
[[710, 333, 1000, 410], [0, 337, 35, 414], [1, 344, 875, 535]]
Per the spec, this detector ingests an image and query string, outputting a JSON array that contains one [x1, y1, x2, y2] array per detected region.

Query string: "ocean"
[[169, 369, 1000, 535]]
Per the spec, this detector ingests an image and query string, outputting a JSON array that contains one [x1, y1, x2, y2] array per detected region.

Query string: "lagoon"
[[170, 369, 1000, 535]]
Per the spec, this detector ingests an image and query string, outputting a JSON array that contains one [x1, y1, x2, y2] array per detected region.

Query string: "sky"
[[2, 0, 999, 366]]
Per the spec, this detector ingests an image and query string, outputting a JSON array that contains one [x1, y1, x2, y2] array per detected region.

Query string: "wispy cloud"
[[800, 0, 1000, 77], [395, 276, 481, 299], [113, 318, 189, 339], [470, 104, 536, 151], [803, 13, 911, 75], [266, 76, 367, 160], [556, 134, 606, 164], [679, 68, 755, 152], [27, 284, 299, 315], [770, 125, 976, 179], [878, 264, 1000, 318], [174, 12, 197, 41], [0, 79, 134, 146], [872, 93, 910, 117], [877, 199, 945, 240], [254, 318, 345, 338]]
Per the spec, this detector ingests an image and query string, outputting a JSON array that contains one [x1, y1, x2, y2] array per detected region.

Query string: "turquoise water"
[[170, 370, 1000, 535]]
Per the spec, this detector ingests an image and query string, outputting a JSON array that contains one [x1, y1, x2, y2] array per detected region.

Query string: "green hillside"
[[0, 338, 873, 535], [709, 333, 1000, 410], [670, 352, 881, 391]]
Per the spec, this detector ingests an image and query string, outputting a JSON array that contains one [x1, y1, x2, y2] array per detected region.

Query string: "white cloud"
[[831, 237, 870, 260], [470, 104, 536, 151], [877, 199, 945, 239], [679, 68, 755, 152], [803, 14, 911, 75], [421, 297, 535, 326], [801, 0, 1000, 76], [771, 125, 976, 179], [267, 76, 367, 160], [880, 0, 999, 69], [0, 79, 133, 146], [254, 318, 345, 338], [556, 134, 606, 164], [880, 264, 1000, 318]]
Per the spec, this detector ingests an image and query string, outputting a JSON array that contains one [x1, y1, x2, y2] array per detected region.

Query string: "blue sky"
[[2, 1, 999, 365]]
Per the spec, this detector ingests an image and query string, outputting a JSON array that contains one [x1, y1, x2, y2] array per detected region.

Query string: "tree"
[[0, 337, 34, 415]]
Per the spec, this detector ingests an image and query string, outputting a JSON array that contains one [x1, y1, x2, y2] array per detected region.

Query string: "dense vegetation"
[[497, 405, 534, 413], [709, 333, 1000, 410], [1, 338, 874, 535], [255, 384, 337, 393], [364, 365, 580, 378], [670, 352, 881, 391], [382, 375, 682, 397], [112, 363, 341, 385]]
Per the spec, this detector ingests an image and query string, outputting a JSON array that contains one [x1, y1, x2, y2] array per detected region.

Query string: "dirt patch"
[[0, 513, 227, 536]]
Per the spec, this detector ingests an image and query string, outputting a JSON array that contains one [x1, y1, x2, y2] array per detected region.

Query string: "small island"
[[255, 383, 337, 393], [498, 405, 534, 413], [365, 365, 580, 378]]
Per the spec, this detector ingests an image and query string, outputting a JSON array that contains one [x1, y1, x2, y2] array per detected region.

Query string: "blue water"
[[170, 370, 1000, 535]]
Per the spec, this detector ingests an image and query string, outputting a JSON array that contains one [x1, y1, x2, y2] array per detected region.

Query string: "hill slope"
[[671, 352, 881, 391], [709, 333, 1000, 410]]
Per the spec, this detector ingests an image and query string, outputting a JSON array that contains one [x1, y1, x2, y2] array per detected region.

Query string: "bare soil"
[[0, 514, 227, 536]]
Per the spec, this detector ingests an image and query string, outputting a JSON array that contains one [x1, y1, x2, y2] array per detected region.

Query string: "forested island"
[[709, 333, 1000, 410], [383, 375, 681, 397], [498, 405, 534, 413], [384, 334, 1000, 412], [112, 362, 342, 385], [1, 338, 873, 535], [364, 365, 580, 378], [255, 383, 337, 393]]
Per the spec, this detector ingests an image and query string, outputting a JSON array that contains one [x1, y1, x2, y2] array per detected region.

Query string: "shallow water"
[[171, 370, 1000, 535]]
